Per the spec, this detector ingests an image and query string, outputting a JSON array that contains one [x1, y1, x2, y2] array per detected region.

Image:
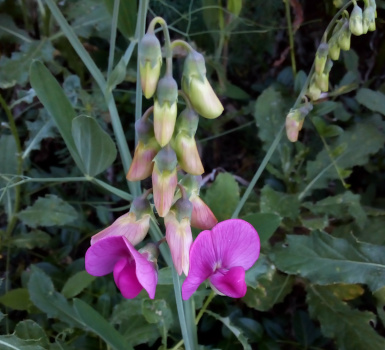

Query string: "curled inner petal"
[[209, 266, 247, 298], [113, 257, 143, 299]]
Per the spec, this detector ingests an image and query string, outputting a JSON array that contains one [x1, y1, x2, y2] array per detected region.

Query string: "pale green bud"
[[315, 43, 329, 74], [363, 6, 376, 33], [139, 33, 162, 99], [328, 36, 341, 61], [308, 76, 322, 101], [175, 108, 199, 137], [338, 21, 351, 51], [350, 5, 364, 36]]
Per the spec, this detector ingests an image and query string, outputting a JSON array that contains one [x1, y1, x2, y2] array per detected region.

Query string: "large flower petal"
[[211, 219, 260, 270], [209, 266, 247, 298], [85, 236, 129, 276], [113, 257, 143, 298], [182, 229, 217, 300]]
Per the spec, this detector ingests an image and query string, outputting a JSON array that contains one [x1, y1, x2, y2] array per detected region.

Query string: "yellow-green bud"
[[175, 108, 199, 137], [363, 6, 376, 33], [308, 76, 322, 101], [315, 43, 329, 75], [139, 33, 162, 99], [328, 36, 340, 61], [338, 21, 351, 51], [349, 5, 364, 36]]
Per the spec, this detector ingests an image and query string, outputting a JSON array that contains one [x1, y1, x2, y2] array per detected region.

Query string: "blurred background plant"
[[1, 0, 385, 349]]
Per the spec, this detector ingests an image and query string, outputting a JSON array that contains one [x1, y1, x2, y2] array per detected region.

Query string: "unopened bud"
[[328, 36, 341, 61], [139, 33, 162, 99], [173, 132, 204, 175], [315, 43, 329, 74], [175, 108, 199, 137], [308, 77, 322, 101], [349, 5, 364, 36], [182, 50, 223, 119], [363, 6, 376, 33], [338, 21, 351, 51], [285, 109, 303, 142], [154, 76, 178, 147]]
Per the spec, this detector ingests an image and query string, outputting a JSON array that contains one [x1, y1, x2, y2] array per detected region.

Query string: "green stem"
[[135, 0, 149, 146], [284, 0, 297, 76], [177, 90, 193, 110], [170, 39, 194, 52], [107, 0, 120, 78]]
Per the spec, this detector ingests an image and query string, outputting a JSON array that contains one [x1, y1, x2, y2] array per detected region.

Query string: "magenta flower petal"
[[181, 229, 217, 300], [85, 236, 157, 299], [211, 219, 260, 270], [113, 258, 143, 299], [182, 219, 260, 300], [209, 266, 247, 298]]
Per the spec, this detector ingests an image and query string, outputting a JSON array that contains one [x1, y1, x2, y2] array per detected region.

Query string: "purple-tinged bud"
[[152, 146, 178, 217], [182, 50, 224, 119], [315, 43, 329, 75], [154, 76, 178, 147], [90, 196, 152, 246], [337, 21, 351, 51], [349, 5, 364, 36], [165, 195, 193, 275], [285, 109, 303, 143], [139, 33, 162, 99]]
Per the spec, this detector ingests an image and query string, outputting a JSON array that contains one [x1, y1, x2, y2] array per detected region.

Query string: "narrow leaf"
[[61, 271, 96, 298]]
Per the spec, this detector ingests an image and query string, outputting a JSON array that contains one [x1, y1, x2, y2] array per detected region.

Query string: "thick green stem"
[[107, 0, 120, 78]]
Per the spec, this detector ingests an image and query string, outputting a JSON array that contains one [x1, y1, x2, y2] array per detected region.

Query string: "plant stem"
[[284, 0, 297, 76], [107, 0, 120, 78]]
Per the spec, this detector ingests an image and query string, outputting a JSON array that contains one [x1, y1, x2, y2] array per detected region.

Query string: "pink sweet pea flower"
[[182, 219, 260, 300], [85, 236, 158, 299]]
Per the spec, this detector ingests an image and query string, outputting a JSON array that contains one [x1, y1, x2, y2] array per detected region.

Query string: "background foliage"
[[1, 0, 385, 349]]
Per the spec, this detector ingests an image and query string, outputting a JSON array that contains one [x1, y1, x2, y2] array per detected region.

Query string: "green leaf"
[[306, 122, 385, 190], [205, 310, 252, 350], [0, 288, 32, 311], [271, 231, 385, 292], [11, 230, 51, 249], [243, 271, 293, 312], [104, 0, 137, 38], [203, 173, 240, 221], [0, 334, 45, 350], [72, 115, 117, 176], [158, 267, 173, 285], [0, 40, 54, 88], [18, 195, 78, 228], [61, 271, 96, 298], [0, 14, 31, 43], [356, 88, 385, 115], [73, 298, 130, 350], [307, 285, 385, 350], [0, 135, 18, 177], [260, 185, 300, 220], [245, 254, 274, 289], [28, 266, 82, 327], [29, 60, 85, 172], [241, 213, 281, 243], [15, 320, 49, 348]]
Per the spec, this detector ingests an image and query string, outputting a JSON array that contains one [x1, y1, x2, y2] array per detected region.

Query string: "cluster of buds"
[[307, 0, 377, 102], [85, 17, 262, 301]]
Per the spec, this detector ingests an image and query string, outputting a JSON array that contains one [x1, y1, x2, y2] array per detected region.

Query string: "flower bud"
[[182, 50, 223, 119], [349, 4, 364, 36], [175, 108, 199, 137], [90, 196, 152, 246], [138, 242, 160, 267], [328, 36, 341, 61], [178, 175, 218, 230], [139, 33, 162, 99], [173, 131, 204, 175], [363, 6, 376, 33], [308, 76, 322, 101], [338, 21, 351, 51], [165, 196, 193, 275], [285, 109, 303, 143], [315, 43, 329, 75], [127, 116, 161, 181], [154, 76, 178, 147], [152, 146, 178, 217]]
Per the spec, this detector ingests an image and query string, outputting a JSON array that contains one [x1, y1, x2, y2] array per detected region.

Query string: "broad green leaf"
[[245, 254, 274, 289], [242, 213, 281, 243], [205, 310, 252, 350], [374, 286, 385, 326], [11, 230, 51, 249], [61, 271, 96, 298], [311, 101, 339, 117], [158, 267, 173, 285], [28, 266, 82, 327], [72, 115, 117, 176], [356, 88, 385, 115], [203, 173, 240, 221], [0, 135, 18, 177], [73, 298, 130, 350], [306, 122, 385, 190], [0, 288, 32, 311], [260, 185, 300, 220], [325, 283, 364, 301], [18, 195, 78, 228], [104, 0, 137, 38], [243, 272, 293, 312], [0, 40, 54, 88], [302, 191, 367, 229], [15, 320, 49, 348], [254, 86, 291, 156], [307, 285, 385, 350], [0, 14, 31, 43], [29, 60, 85, 172], [0, 334, 45, 350], [271, 231, 385, 292]]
